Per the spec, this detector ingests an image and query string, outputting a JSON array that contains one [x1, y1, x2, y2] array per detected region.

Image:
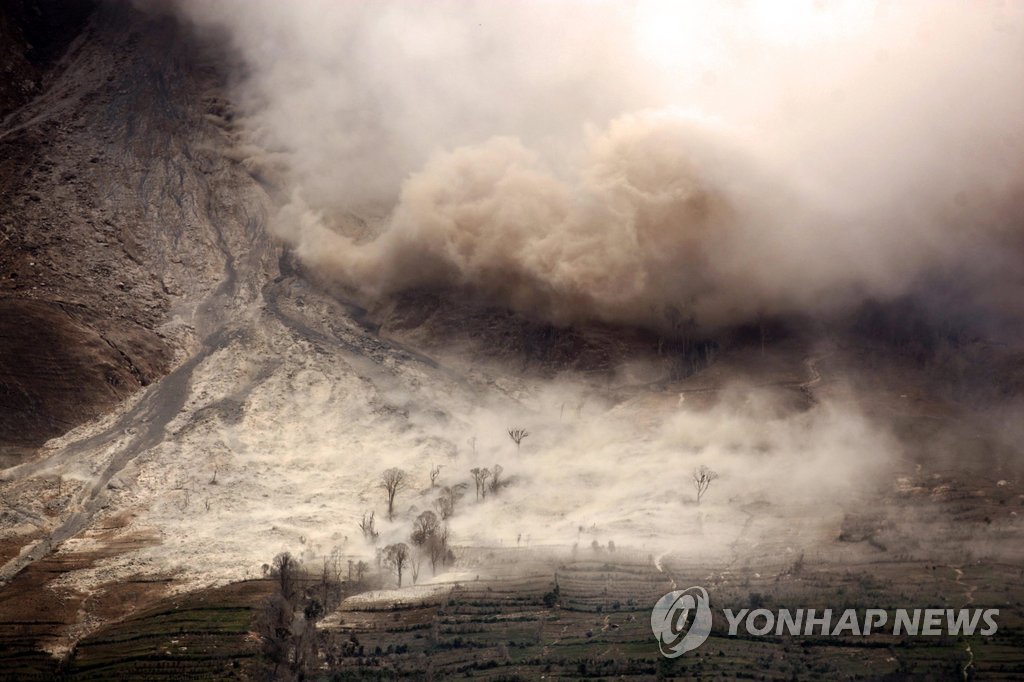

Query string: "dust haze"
[[174, 0, 1024, 331], [128, 0, 1024, 576]]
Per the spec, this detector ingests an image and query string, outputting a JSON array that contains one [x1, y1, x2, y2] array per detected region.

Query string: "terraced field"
[[0, 547, 1021, 678], [0, 579, 274, 681], [317, 550, 1024, 680]]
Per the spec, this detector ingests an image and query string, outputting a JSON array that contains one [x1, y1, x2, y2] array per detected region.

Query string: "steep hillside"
[[0, 2, 277, 463]]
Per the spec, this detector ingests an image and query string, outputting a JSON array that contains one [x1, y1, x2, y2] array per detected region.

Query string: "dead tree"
[[427, 525, 451, 573], [379, 468, 408, 521], [383, 543, 410, 587], [410, 555, 422, 585], [435, 483, 467, 520], [488, 464, 504, 495], [429, 464, 443, 488], [359, 511, 379, 541], [271, 551, 299, 601], [692, 465, 719, 505], [411, 510, 441, 547], [470, 467, 491, 501], [507, 428, 529, 453], [254, 591, 293, 678]]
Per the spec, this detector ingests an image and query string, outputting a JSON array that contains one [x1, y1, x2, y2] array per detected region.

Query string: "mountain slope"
[[0, 2, 277, 464]]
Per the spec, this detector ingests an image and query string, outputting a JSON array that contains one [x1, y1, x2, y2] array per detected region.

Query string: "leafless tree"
[[427, 525, 451, 573], [410, 554, 422, 585], [470, 467, 491, 501], [255, 551, 335, 680], [429, 464, 443, 488], [507, 428, 529, 453], [328, 548, 345, 583], [411, 510, 441, 547], [435, 483, 467, 520], [409, 510, 452, 575], [488, 464, 504, 495], [383, 542, 410, 587], [379, 468, 409, 520], [692, 465, 719, 505], [272, 551, 299, 601], [359, 511, 379, 541], [254, 591, 293, 678]]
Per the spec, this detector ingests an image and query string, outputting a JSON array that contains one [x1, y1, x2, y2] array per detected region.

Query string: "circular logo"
[[651, 586, 713, 657]]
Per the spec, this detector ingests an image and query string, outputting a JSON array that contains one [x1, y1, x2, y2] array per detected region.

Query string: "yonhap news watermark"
[[651, 586, 998, 658]]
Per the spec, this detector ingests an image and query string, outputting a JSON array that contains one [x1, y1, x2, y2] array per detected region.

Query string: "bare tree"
[[410, 510, 453, 576], [429, 464, 443, 488], [359, 511, 379, 541], [379, 468, 409, 520], [411, 510, 441, 547], [692, 465, 719, 505], [256, 551, 339, 679], [427, 525, 451, 573], [271, 551, 299, 601], [507, 428, 529, 453], [254, 591, 293, 678], [410, 555, 422, 585], [383, 542, 410, 587], [488, 464, 504, 495], [470, 467, 491, 501], [435, 483, 467, 520]]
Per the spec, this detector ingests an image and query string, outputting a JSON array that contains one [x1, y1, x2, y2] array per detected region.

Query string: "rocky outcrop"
[[0, 0, 94, 118], [0, 3, 278, 459]]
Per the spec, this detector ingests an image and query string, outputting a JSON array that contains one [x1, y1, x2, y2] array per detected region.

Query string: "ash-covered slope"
[[0, 1, 277, 463], [0, 3, 1022, 673]]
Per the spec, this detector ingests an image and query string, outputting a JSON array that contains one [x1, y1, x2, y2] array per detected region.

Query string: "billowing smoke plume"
[[173, 0, 1024, 330]]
